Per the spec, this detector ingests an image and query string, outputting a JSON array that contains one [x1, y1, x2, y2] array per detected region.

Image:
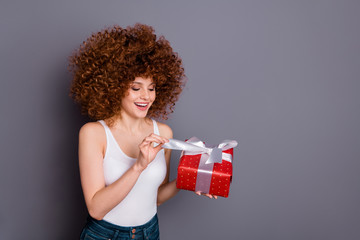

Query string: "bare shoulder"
[[79, 122, 106, 142], [156, 121, 173, 139]]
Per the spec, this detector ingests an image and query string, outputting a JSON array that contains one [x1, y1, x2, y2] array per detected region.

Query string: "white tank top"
[[98, 119, 167, 226]]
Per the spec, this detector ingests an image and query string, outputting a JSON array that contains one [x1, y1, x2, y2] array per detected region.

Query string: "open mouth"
[[134, 102, 149, 110]]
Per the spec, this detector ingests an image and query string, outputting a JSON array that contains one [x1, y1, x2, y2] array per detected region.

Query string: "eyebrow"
[[132, 82, 156, 86]]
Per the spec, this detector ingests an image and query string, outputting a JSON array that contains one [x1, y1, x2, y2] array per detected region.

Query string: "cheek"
[[121, 93, 136, 107], [126, 91, 138, 101]]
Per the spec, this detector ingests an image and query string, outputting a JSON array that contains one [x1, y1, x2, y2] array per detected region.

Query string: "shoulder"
[[79, 121, 106, 141], [156, 121, 173, 139]]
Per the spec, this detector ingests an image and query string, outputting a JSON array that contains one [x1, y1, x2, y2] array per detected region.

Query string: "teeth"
[[135, 103, 148, 107]]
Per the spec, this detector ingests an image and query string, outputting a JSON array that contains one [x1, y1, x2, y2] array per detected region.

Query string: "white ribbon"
[[162, 137, 238, 164]]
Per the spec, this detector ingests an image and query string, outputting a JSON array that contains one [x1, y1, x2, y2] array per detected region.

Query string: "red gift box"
[[176, 144, 235, 198]]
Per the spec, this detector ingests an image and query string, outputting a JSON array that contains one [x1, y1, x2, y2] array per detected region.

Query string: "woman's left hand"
[[195, 191, 218, 199]]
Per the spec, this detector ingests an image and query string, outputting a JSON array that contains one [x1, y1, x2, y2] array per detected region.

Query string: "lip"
[[134, 102, 150, 111]]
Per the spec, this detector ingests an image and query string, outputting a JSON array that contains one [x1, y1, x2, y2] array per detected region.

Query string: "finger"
[[149, 133, 169, 143], [205, 193, 213, 199], [141, 136, 164, 145], [160, 136, 169, 143], [144, 135, 167, 144], [154, 142, 164, 153], [139, 140, 152, 148], [194, 191, 218, 199]]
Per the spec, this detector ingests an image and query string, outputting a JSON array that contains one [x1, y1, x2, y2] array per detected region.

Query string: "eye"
[[149, 88, 155, 91], [131, 87, 140, 91]]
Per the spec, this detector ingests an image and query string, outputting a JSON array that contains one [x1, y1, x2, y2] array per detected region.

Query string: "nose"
[[140, 89, 150, 100]]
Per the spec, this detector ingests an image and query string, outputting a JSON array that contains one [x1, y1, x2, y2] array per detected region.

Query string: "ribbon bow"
[[162, 137, 238, 164]]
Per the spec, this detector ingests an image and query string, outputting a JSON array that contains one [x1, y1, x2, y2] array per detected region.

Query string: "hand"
[[134, 133, 169, 171], [195, 191, 218, 199]]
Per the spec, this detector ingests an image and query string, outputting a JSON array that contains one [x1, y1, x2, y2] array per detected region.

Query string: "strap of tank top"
[[98, 120, 110, 142], [152, 119, 160, 135], [97, 120, 110, 158], [98, 120, 107, 130]]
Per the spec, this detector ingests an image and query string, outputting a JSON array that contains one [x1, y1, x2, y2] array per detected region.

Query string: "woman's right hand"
[[134, 133, 169, 172]]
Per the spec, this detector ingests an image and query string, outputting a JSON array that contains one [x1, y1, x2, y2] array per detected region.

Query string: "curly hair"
[[68, 23, 185, 125]]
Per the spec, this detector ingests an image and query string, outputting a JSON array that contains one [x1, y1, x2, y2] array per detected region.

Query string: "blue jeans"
[[80, 214, 160, 240]]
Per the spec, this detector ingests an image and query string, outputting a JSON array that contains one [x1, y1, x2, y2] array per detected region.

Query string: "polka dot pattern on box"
[[176, 148, 234, 198], [176, 154, 201, 192]]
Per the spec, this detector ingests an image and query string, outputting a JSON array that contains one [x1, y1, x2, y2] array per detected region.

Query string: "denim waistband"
[[85, 214, 158, 239]]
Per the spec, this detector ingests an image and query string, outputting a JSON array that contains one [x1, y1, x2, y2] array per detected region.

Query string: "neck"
[[110, 112, 149, 134]]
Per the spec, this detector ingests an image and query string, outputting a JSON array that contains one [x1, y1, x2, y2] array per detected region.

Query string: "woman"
[[69, 23, 214, 240], [69, 23, 185, 240]]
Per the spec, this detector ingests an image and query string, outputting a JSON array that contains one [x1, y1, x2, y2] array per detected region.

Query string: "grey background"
[[1, 0, 359, 239]]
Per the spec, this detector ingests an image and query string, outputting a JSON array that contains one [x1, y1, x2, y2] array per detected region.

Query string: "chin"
[[134, 111, 149, 119]]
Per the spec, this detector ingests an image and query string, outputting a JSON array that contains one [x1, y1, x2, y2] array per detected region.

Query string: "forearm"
[[157, 179, 180, 206], [87, 164, 143, 220]]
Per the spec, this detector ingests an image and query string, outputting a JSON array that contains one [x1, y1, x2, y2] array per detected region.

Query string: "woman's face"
[[120, 77, 156, 119]]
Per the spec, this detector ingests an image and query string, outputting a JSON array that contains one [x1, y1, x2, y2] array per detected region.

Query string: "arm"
[[79, 122, 167, 220], [157, 124, 180, 206]]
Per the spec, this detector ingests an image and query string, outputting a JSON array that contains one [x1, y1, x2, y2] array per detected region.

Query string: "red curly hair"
[[69, 23, 185, 125]]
